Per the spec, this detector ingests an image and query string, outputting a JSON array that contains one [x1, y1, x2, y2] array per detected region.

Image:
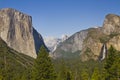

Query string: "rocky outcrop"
[[0, 8, 47, 58], [53, 30, 88, 58], [53, 14, 120, 61], [103, 14, 120, 35]]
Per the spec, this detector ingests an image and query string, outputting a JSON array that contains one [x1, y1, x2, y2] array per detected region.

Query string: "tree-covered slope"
[[0, 38, 34, 80]]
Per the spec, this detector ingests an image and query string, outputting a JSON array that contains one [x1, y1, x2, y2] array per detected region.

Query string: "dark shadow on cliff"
[[33, 28, 49, 54]]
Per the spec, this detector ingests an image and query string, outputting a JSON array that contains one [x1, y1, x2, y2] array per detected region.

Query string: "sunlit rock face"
[[0, 8, 47, 58], [53, 30, 88, 58], [103, 14, 120, 35]]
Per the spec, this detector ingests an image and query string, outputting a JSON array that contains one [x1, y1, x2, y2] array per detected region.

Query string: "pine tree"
[[32, 46, 56, 80], [109, 51, 120, 80], [81, 69, 89, 80], [21, 68, 32, 80], [91, 67, 101, 80], [57, 70, 72, 80], [56, 60, 73, 80], [0, 76, 3, 80], [66, 71, 73, 80], [104, 45, 119, 80]]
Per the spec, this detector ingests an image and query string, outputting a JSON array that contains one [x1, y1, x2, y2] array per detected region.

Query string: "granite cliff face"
[[60, 30, 88, 53], [0, 8, 46, 58], [53, 14, 120, 61], [103, 14, 120, 35], [53, 30, 88, 58], [103, 14, 120, 53]]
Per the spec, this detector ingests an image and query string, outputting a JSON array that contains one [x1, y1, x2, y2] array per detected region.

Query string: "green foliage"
[[53, 58, 99, 80], [91, 67, 101, 80], [32, 46, 56, 80], [53, 45, 120, 80], [0, 76, 3, 80], [104, 46, 116, 70], [104, 45, 120, 80], [66, 71, 73, 80], [56, 60, 73, 80], [99, 36, 110, 43], [81, 69, 90, 80], [0, 37, 119, 80], [21, 68, 32, 80], [55, 49, 80, 59], [0, 39, 34, 80]]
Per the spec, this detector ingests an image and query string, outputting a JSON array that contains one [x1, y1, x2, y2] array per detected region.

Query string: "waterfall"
[[99, 44, 107, 61]]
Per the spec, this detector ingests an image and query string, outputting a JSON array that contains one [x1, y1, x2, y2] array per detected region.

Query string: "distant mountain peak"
[[44, 35, 69, 52]]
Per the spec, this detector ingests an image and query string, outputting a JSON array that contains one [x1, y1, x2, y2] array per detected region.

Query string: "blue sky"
[[0, 0, 120, 38]]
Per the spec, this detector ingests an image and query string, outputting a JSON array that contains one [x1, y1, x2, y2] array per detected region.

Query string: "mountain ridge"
[[53, 14, 120, 61]]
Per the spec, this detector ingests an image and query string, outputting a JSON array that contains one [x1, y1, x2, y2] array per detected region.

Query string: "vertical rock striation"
[[0, 8, 47, 58]]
